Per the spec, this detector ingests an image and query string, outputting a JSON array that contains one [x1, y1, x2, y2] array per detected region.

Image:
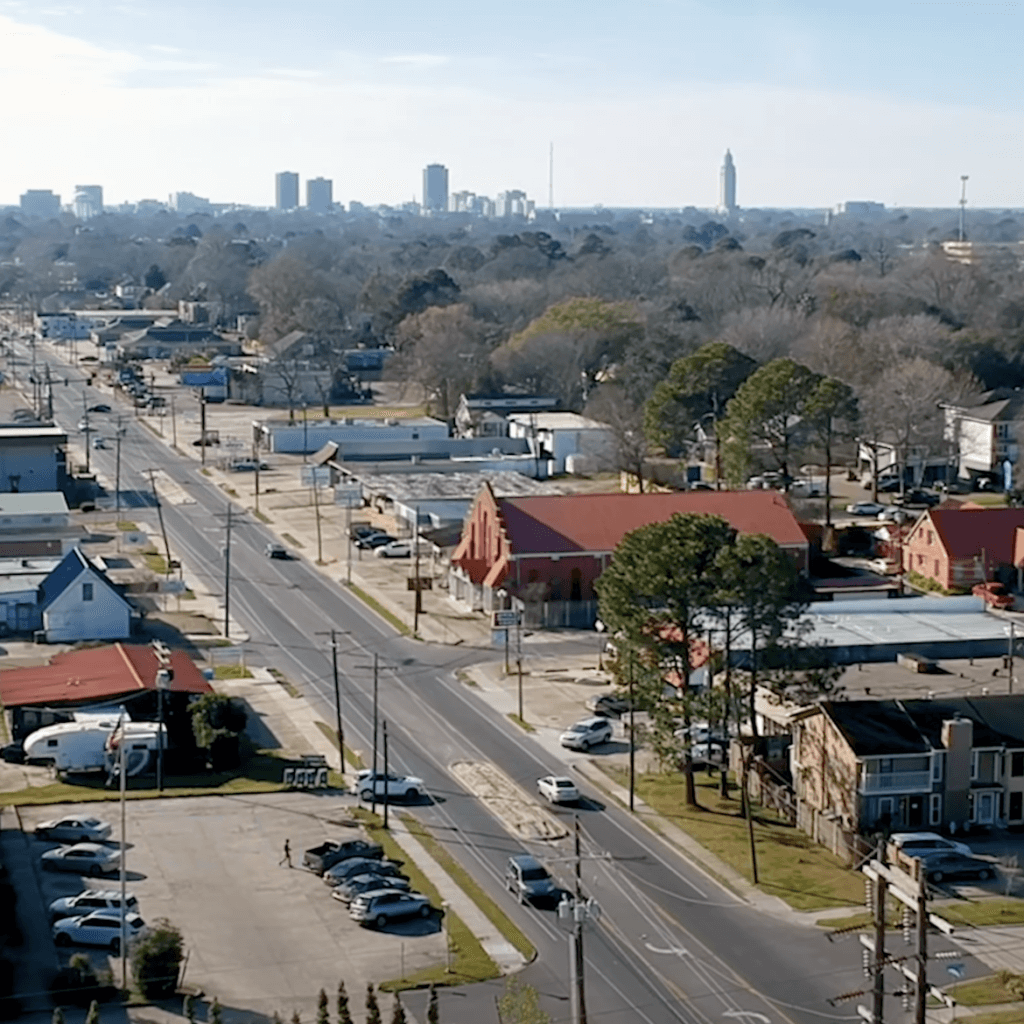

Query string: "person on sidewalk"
[[279, 839, 292, 868]]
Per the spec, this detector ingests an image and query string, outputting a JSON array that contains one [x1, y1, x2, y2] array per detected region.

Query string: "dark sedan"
[[923, 852, 995, 884], [323, 857, 407, 887], [585, 694, 635, 719]]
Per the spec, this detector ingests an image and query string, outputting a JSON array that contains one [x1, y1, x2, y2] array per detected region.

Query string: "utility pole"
[[199, 388, 207, 466], [871, 847, 887, 1024], [330, 630, 345, 780], [628, 651, 636, 813], [223, 503, 232, 639], [345, 497, 352, 586], [412, 506, 422, 636], [372, 653, 379, 817], [312, 468, 323, 564], [1010, 622, 1015, 695], [146, 469, 173, 583], [561, 816, 590, 1024], [82, 393, 91, 474], [115, 424, 123, 523], [382, 719, 390, 830], [170, 396, 177, 448]]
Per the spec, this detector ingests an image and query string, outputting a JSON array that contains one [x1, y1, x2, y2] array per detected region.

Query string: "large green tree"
[[803, 376, 858, 529], [644, 341, 758, 459]]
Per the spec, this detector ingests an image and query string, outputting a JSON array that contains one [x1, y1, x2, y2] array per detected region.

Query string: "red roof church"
[[449, 484, 809, 626]]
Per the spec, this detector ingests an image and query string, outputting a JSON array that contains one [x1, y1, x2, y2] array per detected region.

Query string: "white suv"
[[49, 889, 138, 922], [52, 911, 146, 953], [559, 717, 613, 751], [890, 832, 973, 857]]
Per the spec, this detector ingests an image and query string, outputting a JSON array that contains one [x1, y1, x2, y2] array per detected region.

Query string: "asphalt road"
[[27, 339, 884, 1024]]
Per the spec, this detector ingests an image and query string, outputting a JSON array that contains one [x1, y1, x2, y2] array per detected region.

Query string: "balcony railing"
[[860, 771, 932, 795]]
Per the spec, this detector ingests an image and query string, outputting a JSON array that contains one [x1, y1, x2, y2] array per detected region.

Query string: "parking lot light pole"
[[117, 712, 128, 992], [382, 719, 389, 830]]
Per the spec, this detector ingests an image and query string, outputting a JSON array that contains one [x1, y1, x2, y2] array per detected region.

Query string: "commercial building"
[[73, 185, 103, 220], [20, 190, 60, 219], [422, 164, 449, 213], [275, 171, 299, 211], [306, 177, 333, 214]]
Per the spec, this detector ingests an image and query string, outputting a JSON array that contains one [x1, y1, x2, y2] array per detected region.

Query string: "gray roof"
[[0, 492, 68, 516], [339, 470, 569, 503], [954, 389, 1024, 423], [38, 548, 126, 610]]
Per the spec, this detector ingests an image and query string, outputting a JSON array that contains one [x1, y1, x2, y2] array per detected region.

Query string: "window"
[[934, 559, 940, 577], [47, 739, 58, 748], [877, 797, 895, 826], [1012, 752, 1024, 777], [971, 751, 979, 780], [879, 758, 893, 773], [82, 582, 93, 602], [927, 530, 934, 545], [932, 753, 945, 782], [929, 794, 942, 826]]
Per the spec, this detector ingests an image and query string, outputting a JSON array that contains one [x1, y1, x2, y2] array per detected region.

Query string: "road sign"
[[491, 628, 508, 647], [406, 577, 433, 591], [334, 485, 362, 508], [493, 610, 519, 628]]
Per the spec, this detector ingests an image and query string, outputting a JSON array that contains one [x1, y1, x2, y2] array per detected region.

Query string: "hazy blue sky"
[[1, 0, 1021, 210]]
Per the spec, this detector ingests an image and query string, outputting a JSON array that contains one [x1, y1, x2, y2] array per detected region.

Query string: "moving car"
[[895, 489, 941, 509], [36, 816, 112, 843], [537, 775, 579, 804], [330, 874, 411, 905], [323, 857, 407, 888], [91, 436, 107, 450], [355, 770, 424, 801], [585, 694, 634, 718], [559, 717, 613, 751], [49, 889, 138, 922], [973, 581, 1014, 609], [505, 854, 557, 905], [922, 852, 995, 884], [41, 843, 120, 876], [846, 501, 887, 516], [52, 910, 146, 953], [302, 839, 384, 875], [87, 404, 111, 414], [349, 889, 432, 927], [265, 543, 288, 559], [890, 832, 973, 858]]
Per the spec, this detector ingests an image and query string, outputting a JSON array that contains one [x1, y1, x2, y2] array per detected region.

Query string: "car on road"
[[53, 910, 146, 953], [922, 852, 995, 884], [36, 816, 112, 843], [876, 507, 909, 523], [895, 489, 941, 509], [349, 889, 432, 927], [890, 832, 973, 858], [41, 843, 120, 876], [355, 770, 424, 801], [49, 889, 138, 922], [585, 694, 634, 718], [77, 418, 90, 431], [559, 717, 613, 751], [973, 581, 1014, 609], [355, 532, 396, 550], [537, 775, 579, 804], [506, 854, 557, 905], [374, 540, 412, 558], [323, 857, 407, 888], [87, 404, 111, 414], [265, 543, 289, 559], [846, 501, 887, 516], [91, 436, 107, 449], [330, 873, 411, 905]]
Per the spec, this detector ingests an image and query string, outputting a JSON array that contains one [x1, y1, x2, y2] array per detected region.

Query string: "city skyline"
[[0, 1, 1021, 210]]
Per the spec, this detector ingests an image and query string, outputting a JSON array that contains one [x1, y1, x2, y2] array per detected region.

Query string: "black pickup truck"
[[303, 839, 384, 875]]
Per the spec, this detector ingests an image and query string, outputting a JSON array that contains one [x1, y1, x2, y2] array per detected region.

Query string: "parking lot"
[[15, 793, 445, 1020]]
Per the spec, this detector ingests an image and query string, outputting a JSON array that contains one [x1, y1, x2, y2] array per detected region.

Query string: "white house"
[[506, 412, 615, 475], [943, 389, 1024, 490], [37, 548, 132, 643]]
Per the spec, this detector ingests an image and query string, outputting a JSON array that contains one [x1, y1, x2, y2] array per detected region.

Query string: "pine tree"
[[85, 1000, 101, 1024], [336, 980, 352, 1024], [183, 993, 197, 1024], [317, 988, 329, 1024], [426, 985, 439, 1024], [365, 984, 381, 1024], [389, 995, 406, 1024], [210, 999, 223, 1024]]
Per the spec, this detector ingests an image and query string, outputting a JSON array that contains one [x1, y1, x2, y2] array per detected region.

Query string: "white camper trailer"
[[24, 720, 164, 776]]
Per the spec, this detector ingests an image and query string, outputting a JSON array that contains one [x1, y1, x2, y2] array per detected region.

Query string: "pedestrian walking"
[[279, 838, 292, 868]]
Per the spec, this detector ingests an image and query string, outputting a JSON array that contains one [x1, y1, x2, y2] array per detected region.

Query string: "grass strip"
[[401, 813, 535, 961], [965, 1011, 1024, 1024], [117, 520, 139, 531], [346, 582, 411, 636], [281, 532, 304, 549], [267, 667, 301, 698], [603, 766, 864, 911], [313, 719, 366, 769], [352, 809, 499, 990], [948, 974, 1023, 1007], [939, 900, 1024, 928], [212, 664, 252, 679], [252, 509, 271, 523], [142, 550, 169, 574], [506, 714, 535, 733]]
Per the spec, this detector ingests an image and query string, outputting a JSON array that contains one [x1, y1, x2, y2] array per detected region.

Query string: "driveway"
[[16, 793, 444, 1021]]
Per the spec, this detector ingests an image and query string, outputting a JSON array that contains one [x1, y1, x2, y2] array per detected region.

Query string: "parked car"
[[36, 816, 112, 843], [876, 507, 909, 523], [537, 775, 579, 804], [330, 873, 411, 905], [895, 490, 940, 509], [41, 843, 120, 876], [52, 910, 146, 952], [0, 742, 24, 764], [922, 852, 995, 884], [303, 839, 384, 875], [374, 541, 412, 559], [230, 459, 268, 472], [846, 501, 887, 516], [585, 694, 634, 718], [355, 770, 424, 801], [355, 532, 396, 550], [323, 857, 407, 888], [876, 477, 903, 493], [350, 524, 381, 543], [890, 832, 973, 858], [505, 854, 557, 905], [49, 889, 138, 922], [559, 717, 613, 751], [973, 581, 1014, 609], [265, 543, 289, 559], [349, 889, 432, 927]]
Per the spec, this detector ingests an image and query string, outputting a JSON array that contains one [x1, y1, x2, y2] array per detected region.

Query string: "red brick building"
[[449, 484, 809, 627], [903, 506, 1024, 591]]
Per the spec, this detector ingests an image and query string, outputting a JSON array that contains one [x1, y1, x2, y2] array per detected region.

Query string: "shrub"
[[49, 955, 113, 1010], [130, 919, 183, 999], [191, 694, 247, 770]]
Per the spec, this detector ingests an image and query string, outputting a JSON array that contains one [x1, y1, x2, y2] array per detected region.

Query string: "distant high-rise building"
[[20, 189, 60, 219], [172, 192, 212, 215], [719, 150, 737, 215], [73, 185, 103, 220], [306, 177, 333, 213], [275, 171, 299, 211], [422, 164, 449, 213]]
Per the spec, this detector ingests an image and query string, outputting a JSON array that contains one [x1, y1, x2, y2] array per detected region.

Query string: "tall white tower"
[[719, 150, 737, 215]]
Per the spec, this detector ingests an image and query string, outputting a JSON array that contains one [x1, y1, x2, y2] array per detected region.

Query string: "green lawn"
[[606, 767, 865, 910], [212, 664, 252, 679], [346, 582, 410, 636], [948, 974, 1023, 1007], [940, 900, 1024, 928]]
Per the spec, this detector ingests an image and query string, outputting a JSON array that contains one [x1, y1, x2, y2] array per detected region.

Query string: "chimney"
[[942, 716, 974, 831]]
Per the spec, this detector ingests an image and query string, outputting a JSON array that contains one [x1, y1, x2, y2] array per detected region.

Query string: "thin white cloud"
[[378, 54, 448, 68]]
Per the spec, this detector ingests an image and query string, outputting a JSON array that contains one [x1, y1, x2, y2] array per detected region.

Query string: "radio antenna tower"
[[549, 142, 554, 210], [958, 175, 969, 243]]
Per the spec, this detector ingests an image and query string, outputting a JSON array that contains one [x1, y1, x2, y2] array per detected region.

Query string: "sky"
[[0, 0, 1022, 211]]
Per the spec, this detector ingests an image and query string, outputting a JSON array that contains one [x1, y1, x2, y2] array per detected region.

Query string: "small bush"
[[49, 955, 114, 1010], [130, 918, 183, 999]]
